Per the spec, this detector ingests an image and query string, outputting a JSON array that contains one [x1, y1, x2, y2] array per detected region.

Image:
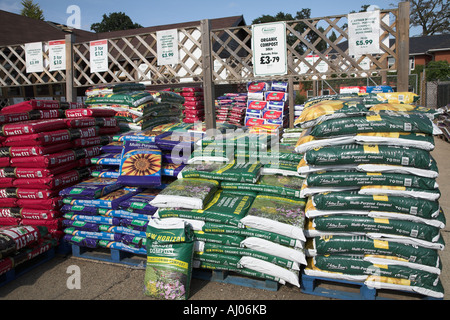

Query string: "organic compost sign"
[[252, 22, 287, 77]]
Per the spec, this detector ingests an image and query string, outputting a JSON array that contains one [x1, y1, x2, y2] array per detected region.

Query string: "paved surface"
[[0, 138, 448, 303]]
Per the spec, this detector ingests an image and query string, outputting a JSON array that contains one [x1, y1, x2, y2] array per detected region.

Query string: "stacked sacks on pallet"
[[215, 93, 248, 126], [174, 87, 205, 124], [0, 225, 55, 278], [0, 101, 119, 241], [151, 129, 306, 288], [245, 81, 289, 128], [293, 93, 445, 299]]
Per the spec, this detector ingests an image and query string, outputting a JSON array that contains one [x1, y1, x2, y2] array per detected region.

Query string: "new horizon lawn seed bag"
[[118, 140, 162, 188], [145, 218, 195, 300]]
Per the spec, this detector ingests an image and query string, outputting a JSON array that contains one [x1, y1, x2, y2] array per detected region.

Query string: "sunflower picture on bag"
[[121, 153, 161, 176]]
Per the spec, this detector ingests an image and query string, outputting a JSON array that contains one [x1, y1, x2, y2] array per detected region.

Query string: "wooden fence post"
[[200, 19, 216, 131], [65, 33, 76, 103], [397, 1, 410, 92]]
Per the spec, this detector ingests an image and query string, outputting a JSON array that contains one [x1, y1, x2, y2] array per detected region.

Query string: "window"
[[409, 57, 415, 71]]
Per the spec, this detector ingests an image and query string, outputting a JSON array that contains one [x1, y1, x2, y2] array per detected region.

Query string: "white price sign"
[[252, 22, 287, 77], [157, 29, 179, 66], [48, 40, 66, 71], [25, 42, 44, 73], [348, 11, 381, 56], [90, 40, 108, 73]]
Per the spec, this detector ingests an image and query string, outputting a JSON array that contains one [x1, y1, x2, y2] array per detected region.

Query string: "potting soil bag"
[[59, 177, 121, 199], [63, 187, 142, 209], [119, 189, 160, 215], [294, 99, 368, 129], [156, 190, 252, 226], [239, 195, 306, 241], [1, 119, 68, 136], [302, 144, 434, 169], [65, 108, 117, 118], [64, 228, 123, 241], [369, 104, 443, 119], [309, 113, 437, 137], [305, 235, 441, 272], [144, 218, 195, 300], [4, 130, 73, 147], [118, 140, 162, 187], [85, 83, 146, 96], [354, 132, 436, 151], [376, 92, 419, 104], [150, 178, 219, 210], [85, 91, 154, 108], [311, 215, 441, 243], [63, 234, 99, 248], [1, 100, 60, 114], [179, 161, 261, 184], [311, 191, 440, 219]]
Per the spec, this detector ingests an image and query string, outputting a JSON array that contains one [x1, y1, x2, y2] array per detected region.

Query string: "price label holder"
[[252, 22, 287, 77]]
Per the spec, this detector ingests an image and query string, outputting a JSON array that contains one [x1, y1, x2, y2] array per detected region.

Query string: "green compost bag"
[[305, 171, 438, 190], [156, 190, 253, 226], [311, 215, 442, 243], [85, 91, 154, 108], [306, 235, 441, 270], [308, 254, 441, 289], [311, 191, 441, 219], [199, 132, 274, 151], [144, 218, 195, 300], [220, 174, 305, 200], [303, 144, 435, 169], [179, 161, 261, 183], [309, 112, 436, 137]]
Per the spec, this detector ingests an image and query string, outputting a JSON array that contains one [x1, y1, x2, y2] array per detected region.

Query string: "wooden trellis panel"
[[210, 9, 400, 83], [72, 26, 204, 87], [0, 43, 66, 87]]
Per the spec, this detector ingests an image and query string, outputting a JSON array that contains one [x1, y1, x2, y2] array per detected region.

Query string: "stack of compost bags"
[[0, 100, 119, 242], [215, 92, 248, 126], [293, 93, 445, 299], [84, 84, 185, 132], [150, 128, 306, 288], [173, 87, 205, 124], [245, 81, 289, 128]]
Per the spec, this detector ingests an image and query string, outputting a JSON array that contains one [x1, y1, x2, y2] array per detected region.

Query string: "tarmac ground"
[[0, 138, 449, 310]]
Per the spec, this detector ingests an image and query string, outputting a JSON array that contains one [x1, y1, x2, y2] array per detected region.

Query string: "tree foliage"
[[91, 12, 143, 33], [20, 0, 44, 20], [401, 0, 449, 35], [426, 60, 450, 81], [252, 9, 327, 54]]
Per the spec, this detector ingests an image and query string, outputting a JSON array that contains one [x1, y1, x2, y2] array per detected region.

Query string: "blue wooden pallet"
[[301, 273, 442, 300], [0, 247, 56, 288], [71, 244, 146, 268], [193, 268, 279, 292]]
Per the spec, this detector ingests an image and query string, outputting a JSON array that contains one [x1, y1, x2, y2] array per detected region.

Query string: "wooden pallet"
[[70, 244, 146, 268], [301, 273, 442, 300], [193, 268, 279, 292], [0, 247, 55, 288]]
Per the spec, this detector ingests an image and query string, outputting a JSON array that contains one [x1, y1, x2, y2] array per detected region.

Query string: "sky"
[[0, 0, 420, 35]]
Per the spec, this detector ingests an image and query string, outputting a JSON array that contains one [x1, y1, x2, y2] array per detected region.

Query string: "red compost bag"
[[1, 119, 68, 136], [65, 108, 116, 118], [0, 198, 17, 208], [17, 197, 61, 210], [3, 161, 80, 179], [7, 142, 74, 157], [0, 158, 9, 167], [183, 101, 204, 108], [96, 118, 118, 127], [13, 170, 82, 190], [10, 150, 84, 168], [64, 117, 97, 128], [4, 130, 72, 147], [72, 135, 112, 148], [1, 100, 60, 114], [0, 178, 14, 188]]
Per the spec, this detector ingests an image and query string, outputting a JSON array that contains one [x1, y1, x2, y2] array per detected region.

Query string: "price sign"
[[25, 42, 44, 73], [90, 40, 108, 73], [252, 22, 287, 77], [348, 11, 381, 56], [157, 29, 179, 66], [48, 40, 66, 71]]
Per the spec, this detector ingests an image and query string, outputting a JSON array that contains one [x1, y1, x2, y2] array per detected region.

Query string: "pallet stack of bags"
[[292, 91, 445, 299], [149, 127, 307, 290], [215, 92, 248, 127], [83, 83, 185, 133], [245, 81, 289, 129], [0, 99, 119, 246], [172, 87, 205, 124], [59, 129, 202, 257]]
